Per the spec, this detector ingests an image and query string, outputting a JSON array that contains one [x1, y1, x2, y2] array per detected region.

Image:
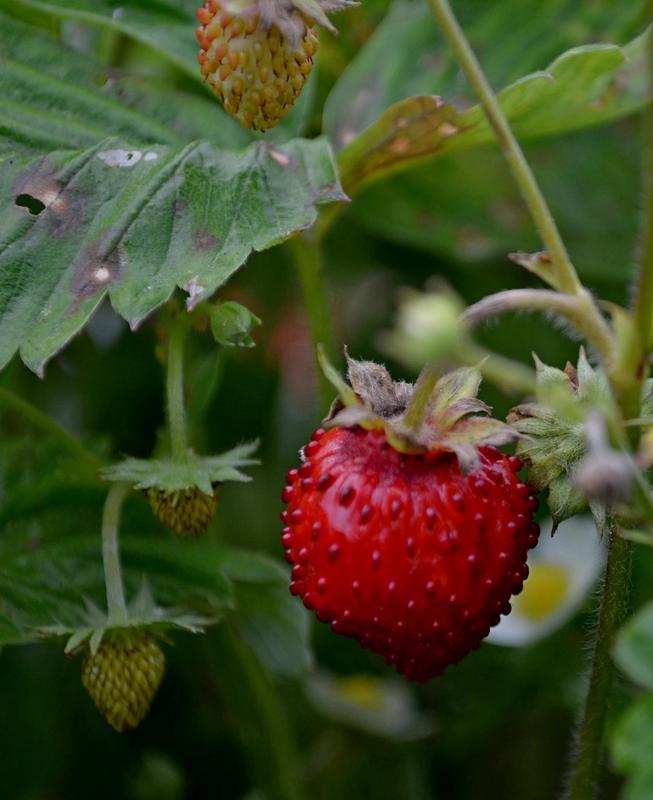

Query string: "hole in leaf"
[[15, 193, 46, 215]]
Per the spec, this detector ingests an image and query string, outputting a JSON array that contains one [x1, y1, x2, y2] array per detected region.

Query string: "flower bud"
[[380, 290, 464, 370], [572, 412, 635, 504]]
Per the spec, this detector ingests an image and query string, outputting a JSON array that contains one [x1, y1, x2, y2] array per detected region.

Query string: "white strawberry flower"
[[305, 672, 434, 740], [488, 515, 605, 646]]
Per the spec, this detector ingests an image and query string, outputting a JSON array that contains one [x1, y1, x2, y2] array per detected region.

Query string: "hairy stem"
[[427, 0, 579, 294], [0, 386, 102, 470], [564, 527, 632, 800], [427, 0, 614, 361], [167, 317, 189, 461], [567, 17, 653, 795], [458, 342, 536, 395], [102, 482, 130, 625], [209, 626, 306, 800], [288, 234, 337, 409], [464, 289, 614, 362]]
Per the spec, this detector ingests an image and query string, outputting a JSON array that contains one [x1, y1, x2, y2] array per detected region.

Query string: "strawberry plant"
[[1, 0, 652, 798]]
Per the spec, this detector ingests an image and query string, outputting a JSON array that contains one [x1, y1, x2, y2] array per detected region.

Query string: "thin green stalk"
[[564, 527, 632, 800], [427, 0, 579, 295], [166, 317, 189, 461], [427, 0, 614, 362], [0, 386, 101, 470], [464, 289, 614, 363], [288, 234, 337, 409], [209, 626, 306, 800], [102, 482, 130, 626]]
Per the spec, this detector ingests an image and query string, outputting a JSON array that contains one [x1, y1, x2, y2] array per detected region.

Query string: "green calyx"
[[37, 581, 215, 656], [102, 442, 259, 496], [318, 346, 518, 469], [508, 348, 624, 525]]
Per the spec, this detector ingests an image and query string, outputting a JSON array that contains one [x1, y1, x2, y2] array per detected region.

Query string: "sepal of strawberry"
[[319, 347, 519, 469], [102, 442, 259, 537], [37, 581, 215, 654], [508, 348, 631, 526]]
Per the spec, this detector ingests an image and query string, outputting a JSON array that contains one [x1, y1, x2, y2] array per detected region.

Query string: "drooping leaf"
[[324, 0, 646, 152], [332, 31, 648, 194]]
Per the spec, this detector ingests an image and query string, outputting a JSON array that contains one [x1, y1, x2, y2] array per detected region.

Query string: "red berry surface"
[[281, 427, 539, 682]]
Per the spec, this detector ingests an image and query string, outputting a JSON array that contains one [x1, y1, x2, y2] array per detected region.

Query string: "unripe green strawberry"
[[147, 486, 217, 538], [196, 0, 318, 131], [81, 632, 165, 732]]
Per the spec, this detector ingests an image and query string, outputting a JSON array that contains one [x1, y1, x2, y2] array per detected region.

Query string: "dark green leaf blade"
[[0, 136, 344, 373]]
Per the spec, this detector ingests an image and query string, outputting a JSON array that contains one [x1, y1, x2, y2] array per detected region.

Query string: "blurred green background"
[[1, 0, 652, 798]]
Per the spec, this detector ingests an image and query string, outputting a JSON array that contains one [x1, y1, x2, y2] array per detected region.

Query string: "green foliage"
[[0, 8, 343, 374], [612, 603, 653, 799], [325, 0, 647, 193], [1, 0, 652, 797]]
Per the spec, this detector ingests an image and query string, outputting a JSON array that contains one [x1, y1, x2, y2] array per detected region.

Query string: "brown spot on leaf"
[[194, 229, 218, 252], [70, 242, 123, 310]]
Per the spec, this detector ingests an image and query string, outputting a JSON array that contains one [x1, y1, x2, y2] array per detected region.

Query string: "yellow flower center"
[[334, 676, 386, 710], [515, 562, 571, 621]]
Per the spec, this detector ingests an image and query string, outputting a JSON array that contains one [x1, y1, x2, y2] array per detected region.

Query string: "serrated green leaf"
[[102, 443, 260, 492], [0, 137, 344, 373]]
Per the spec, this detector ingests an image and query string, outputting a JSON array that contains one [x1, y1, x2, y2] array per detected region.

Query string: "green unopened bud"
[[210, 301, 261, 348], [380, 290, 464, 370]]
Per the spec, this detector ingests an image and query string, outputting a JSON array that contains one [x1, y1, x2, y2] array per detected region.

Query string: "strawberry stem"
[[564, 526, 632, 800], [167, 316, 189, 462], [426, 0, 614, 363], [102, 482, 130, 626]]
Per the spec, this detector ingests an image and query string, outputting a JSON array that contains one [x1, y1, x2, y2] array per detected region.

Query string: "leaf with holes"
[[0, 136, 344, 374]]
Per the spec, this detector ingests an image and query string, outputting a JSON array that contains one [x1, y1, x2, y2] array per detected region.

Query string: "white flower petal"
[[488, 515, 605, 647]]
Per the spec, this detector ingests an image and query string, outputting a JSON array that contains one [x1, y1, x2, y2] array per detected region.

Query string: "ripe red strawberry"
[[196, 0, 319, 132], [281, 358, 540, 682]]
